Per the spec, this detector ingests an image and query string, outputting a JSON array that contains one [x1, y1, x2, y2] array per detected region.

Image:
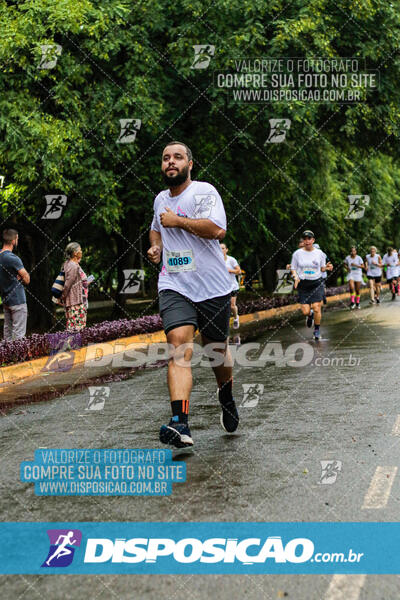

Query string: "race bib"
[[165, 249, 195, 273], [304, 269, 316, 275]]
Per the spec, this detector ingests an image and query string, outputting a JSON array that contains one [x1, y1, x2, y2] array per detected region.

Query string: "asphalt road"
[[2, 295, 400, 599]]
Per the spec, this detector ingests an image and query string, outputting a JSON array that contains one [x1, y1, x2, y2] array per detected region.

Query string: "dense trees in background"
[[1, 0, 400, 329]]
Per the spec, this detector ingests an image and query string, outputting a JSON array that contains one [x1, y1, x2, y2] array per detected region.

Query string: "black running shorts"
[[159, 289, 231, 341], [297, 278, 324, 304], [367, 275, 382, 283]]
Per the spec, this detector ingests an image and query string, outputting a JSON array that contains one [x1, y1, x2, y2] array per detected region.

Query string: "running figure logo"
[[193, 194, 216, 218], [318, 460, 342, 485], [116, 119, 141, 144], [241, 384, 264, 408], [265, 119, 291, 144], [43, 333, 81, 373], [120, 269, 144, 294], [38, 44, 62, 69], [41, 529, 82, 568], [191, 45, 215, 69], [346, 195, 370, 220], [274, 269, 294, 295], [86, 386, 110, 411], [42, 195, 67, 220]]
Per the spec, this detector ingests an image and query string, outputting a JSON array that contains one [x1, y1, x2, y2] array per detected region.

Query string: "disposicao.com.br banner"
[[0, 522, 399, 574]]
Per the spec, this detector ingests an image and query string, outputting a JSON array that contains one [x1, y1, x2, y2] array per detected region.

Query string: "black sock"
[[314, 324, 320, 330], [218, 378, 233, 405], [171, 400, 189, 423]]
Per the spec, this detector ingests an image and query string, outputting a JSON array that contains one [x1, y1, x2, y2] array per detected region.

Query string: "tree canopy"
[[1, 0, 400, 329]]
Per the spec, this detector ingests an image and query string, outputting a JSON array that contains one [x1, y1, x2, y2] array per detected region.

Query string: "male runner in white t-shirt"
[[147, 141, 239, 448]]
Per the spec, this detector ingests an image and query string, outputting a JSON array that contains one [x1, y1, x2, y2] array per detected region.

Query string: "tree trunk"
[[21, 222, 54, 333]]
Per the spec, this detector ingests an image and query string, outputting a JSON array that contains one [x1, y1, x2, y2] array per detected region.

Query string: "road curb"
[[0, 287, 368, 389]]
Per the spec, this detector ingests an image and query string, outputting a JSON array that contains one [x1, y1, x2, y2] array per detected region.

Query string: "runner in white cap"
[[344, 246, 364, 309], [365, 246, 383, 304], [220, 243, 241, 329], [290, 230, 333, 340]]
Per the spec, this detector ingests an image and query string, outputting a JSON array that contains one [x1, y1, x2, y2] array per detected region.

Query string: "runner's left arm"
[[160, 207, 225, 240]]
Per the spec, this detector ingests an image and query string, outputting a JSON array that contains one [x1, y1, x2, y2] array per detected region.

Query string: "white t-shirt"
[[344, 254, 364, 281], [224, 255, 240, 291], [290, 248, 326, 280], [345, 255, 363, 271], [383, 252, 399, 278], [151, 180, 232, 302], [365, 254, 382, 277]]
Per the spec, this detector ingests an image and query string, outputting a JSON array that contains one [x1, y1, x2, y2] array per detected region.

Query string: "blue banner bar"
[[0, 522, 399, 574]]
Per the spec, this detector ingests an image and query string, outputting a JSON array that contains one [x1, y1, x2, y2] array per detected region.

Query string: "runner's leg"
[[166, 324, 195, 417], [368, 278, 375, 302]]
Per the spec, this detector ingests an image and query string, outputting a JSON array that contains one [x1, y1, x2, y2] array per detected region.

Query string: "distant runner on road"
[[290, 230, 333, 340], [365, 246, 383, 304], [220, 242, 241, 329], [383, 247, 400, 301], [147, 141, 239, 448], [344, 246, 364, 309]]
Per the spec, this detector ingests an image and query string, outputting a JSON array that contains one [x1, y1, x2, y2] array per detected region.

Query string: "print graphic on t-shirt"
[[176, 205, 187, 217], [193, 194, 216, 218]]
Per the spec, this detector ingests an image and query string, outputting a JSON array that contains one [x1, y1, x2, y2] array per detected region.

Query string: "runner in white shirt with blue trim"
[[290, 230, 333, 340]]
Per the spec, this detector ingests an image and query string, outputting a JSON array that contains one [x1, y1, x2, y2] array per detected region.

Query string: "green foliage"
[[1, 0, 400, 319]]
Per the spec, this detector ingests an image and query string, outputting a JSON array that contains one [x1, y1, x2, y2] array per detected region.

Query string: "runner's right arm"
[[147, 230, 163, 264]]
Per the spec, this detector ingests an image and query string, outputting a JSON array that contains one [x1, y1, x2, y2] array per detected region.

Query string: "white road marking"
[[391, 415, 400, 436], [325, 574, 366, 600], [362, 466, 397, 509]]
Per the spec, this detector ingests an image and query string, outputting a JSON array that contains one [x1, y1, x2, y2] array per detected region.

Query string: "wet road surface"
[[2, 296, 400, 598]]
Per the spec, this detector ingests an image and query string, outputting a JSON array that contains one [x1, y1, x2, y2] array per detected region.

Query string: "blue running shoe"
[[217, 390, 239, 433], [306, 309, 314, 328], [313, 328, 321, 340], [159, 416, 193, 448]]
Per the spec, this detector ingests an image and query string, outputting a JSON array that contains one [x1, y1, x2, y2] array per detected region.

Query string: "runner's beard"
[[162, 165, 190, 187]]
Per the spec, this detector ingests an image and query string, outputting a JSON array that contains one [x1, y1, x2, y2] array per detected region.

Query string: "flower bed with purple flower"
[[0, 286, 348, 367]]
